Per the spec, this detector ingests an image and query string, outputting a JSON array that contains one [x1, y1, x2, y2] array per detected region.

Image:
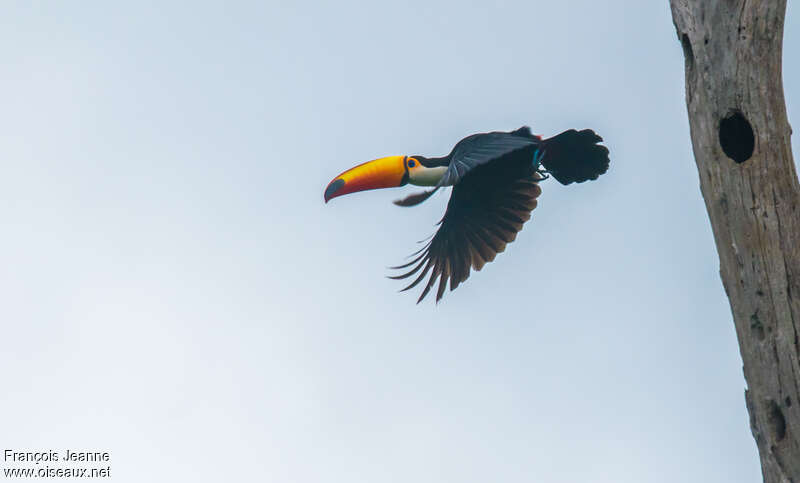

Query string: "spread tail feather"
[[540, 129, 609, 185]]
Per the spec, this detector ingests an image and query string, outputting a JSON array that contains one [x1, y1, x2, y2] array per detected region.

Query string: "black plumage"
[[539, 129, 610, 184], [438, 128, 539, 186], [390, 126, 609, 303], [390, 141, 542, 303]]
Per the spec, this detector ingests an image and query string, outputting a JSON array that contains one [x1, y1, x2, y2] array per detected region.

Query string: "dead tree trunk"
[[669, 1, 800, 481]]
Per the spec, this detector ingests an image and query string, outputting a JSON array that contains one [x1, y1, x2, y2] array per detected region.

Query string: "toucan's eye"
[[408, 159, 416, 168]]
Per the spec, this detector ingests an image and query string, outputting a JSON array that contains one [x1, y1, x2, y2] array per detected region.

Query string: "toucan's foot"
[[535, 168, 550, 181]]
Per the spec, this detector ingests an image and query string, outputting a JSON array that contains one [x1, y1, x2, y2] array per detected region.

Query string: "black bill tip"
[[324, 178, 345, 203]]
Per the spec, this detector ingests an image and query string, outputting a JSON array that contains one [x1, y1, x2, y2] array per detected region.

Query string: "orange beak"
[[324, 156, 408, 203]]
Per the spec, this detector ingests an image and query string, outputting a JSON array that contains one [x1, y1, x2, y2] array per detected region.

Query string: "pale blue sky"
[[1, 1, 798, 482]]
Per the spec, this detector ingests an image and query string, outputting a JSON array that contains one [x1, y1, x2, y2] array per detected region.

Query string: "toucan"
[[324, 126, 610, 303]]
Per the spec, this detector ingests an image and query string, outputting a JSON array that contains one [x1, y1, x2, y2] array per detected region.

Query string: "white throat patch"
[[409, 166, 448, 186]]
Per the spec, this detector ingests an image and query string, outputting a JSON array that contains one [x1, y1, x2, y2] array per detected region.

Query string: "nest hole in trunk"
[[719, 111, 755, 163]]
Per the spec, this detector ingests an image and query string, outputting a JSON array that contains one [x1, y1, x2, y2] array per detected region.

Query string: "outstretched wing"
[[390, 151, 542, 303], [393, 187, 439, 207], [437, 128, 540, 187]]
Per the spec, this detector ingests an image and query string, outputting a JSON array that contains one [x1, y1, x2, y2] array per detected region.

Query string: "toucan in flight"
[[324, 126, 609, 303]]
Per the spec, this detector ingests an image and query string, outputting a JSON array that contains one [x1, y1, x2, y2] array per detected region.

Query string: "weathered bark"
[[669, 1, 800, 481]]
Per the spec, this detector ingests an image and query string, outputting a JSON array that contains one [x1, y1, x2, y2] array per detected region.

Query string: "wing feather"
[[436, 258, 450, 302], [390, 140, 543, 303], [437, 129, 540, 187], [401, 258, 434, 292]]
